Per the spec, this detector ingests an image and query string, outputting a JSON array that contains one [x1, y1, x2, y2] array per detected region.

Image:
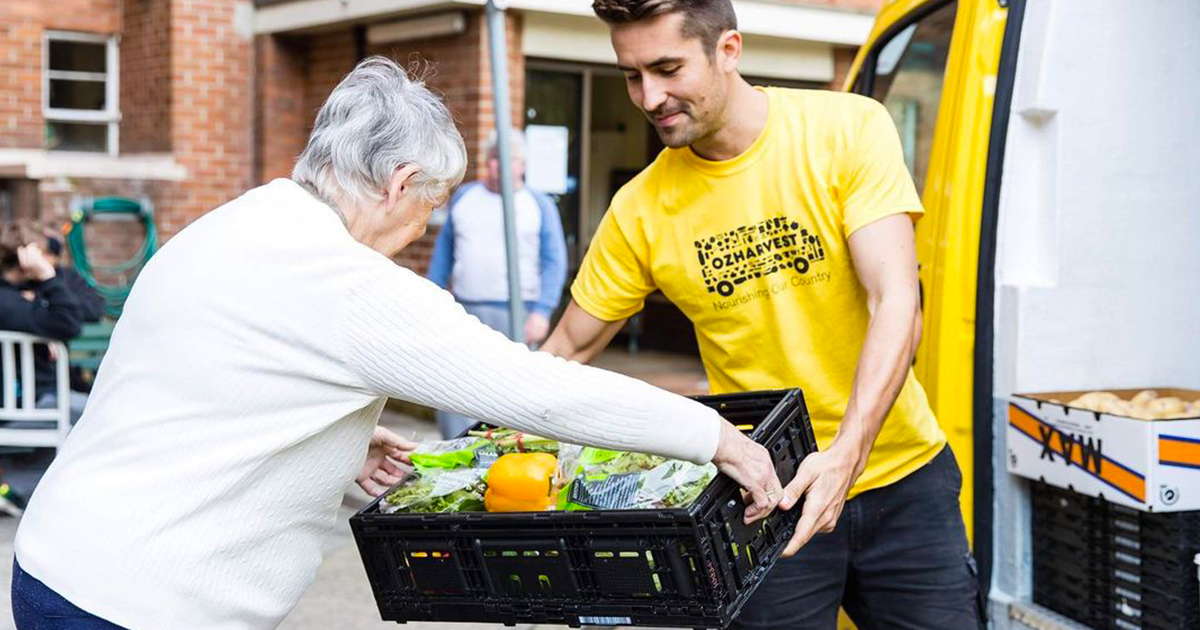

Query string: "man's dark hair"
[[593, 0, 738, 54]]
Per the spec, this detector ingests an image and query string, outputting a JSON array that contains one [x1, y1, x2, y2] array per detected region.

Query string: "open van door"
[[842, 0, 1028, 604], [849, 3, 1200, 628]]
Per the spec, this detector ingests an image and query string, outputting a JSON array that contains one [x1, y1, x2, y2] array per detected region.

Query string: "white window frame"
[[43, 30, 121, 156]]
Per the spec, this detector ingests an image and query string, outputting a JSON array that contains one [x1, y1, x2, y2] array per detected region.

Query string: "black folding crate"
[[1034, 562, 1198, 630], [1030, 482, 1200, 630], [350, 389, 817, 629], [1033, 561, 1105, 627]]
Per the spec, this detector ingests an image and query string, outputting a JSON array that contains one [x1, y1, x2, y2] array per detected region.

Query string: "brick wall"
[[0, 4, 43, 149], [120, 0, 172, 152], [254, 34, 307, 182], [159, 0, 255, 237], [0, 0, 122, 150], [0, 0, 253, 274]]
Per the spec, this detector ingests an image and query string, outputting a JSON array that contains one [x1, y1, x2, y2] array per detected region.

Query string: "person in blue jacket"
[[428, 128, 568, 438]]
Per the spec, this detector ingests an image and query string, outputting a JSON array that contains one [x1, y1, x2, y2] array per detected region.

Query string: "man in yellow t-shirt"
[[541, 1, 984, 628]]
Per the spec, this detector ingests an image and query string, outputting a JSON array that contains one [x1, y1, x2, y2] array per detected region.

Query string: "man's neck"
[[690, 79, 769, 162]]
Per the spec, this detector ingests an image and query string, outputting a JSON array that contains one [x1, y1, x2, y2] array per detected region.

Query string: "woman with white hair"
[[11, 57, 782, 629]]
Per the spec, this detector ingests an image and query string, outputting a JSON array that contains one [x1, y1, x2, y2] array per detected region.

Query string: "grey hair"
[[484, 127, 525, 161], [292, 56, 467, 209]]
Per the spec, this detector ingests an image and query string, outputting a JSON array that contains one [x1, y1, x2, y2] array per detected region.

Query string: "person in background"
[[30, 222, 106, 395], [427, 127, 569, 438], [0, 224, 83, 421], [38, 223, 106, 325]]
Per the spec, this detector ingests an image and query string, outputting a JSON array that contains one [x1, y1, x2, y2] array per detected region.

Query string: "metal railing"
[[0, 331, 71, 450]]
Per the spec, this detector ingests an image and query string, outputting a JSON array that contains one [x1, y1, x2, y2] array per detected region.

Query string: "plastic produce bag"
[[382, 467, 487, 514], [557, 446, 717, 511], [408, 430, 560, 472], [409, 437, 490, 471]]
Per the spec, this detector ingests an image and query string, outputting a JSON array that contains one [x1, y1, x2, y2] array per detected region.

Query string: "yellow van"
[[844, 2, 1200, 628]]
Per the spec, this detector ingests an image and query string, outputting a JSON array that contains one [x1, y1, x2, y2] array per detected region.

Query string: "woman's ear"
[[386, 164, 423, 209]]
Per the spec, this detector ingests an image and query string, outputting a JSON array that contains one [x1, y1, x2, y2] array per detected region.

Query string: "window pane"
[[48, 39, 107, 73], [45, 121, 108, 152], [870, 1, 957, 196], [49, 78, 106, 110]]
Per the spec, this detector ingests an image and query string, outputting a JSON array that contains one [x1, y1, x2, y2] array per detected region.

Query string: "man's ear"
[[717, 29, 742, 74], [386, 164, 423, 210]]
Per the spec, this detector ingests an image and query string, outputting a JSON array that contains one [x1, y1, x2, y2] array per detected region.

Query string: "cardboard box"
[[1007, 388, 1200, 512]]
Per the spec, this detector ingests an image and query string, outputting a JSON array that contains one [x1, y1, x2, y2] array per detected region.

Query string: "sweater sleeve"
[[337, 261, 721, 464]]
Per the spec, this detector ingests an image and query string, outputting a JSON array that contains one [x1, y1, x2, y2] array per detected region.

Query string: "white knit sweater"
[[14, 179, 720, 630]]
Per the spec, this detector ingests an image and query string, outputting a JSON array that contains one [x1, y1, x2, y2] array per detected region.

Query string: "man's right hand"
[[18, 244, 56, 282], [712, 420, 783, 524]]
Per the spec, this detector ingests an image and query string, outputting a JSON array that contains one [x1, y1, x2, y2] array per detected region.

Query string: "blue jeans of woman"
[[12, 558, 126, 629]]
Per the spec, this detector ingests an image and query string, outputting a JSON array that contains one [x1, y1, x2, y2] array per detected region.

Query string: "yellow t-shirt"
[[572, 88, 946, 497]]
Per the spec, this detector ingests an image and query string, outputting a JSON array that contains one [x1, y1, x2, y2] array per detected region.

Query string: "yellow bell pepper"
[[485, 452, 557, 512]]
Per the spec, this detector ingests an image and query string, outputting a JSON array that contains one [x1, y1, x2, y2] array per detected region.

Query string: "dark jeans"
[[12, 559, 126, 630], [732, 447, 985, 630]]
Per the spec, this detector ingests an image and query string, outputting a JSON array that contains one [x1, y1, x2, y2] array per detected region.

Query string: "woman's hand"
[[356, 426, 418, 496], [711, 420, 784, 524]]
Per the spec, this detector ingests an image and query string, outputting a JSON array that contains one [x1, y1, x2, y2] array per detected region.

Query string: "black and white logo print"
[[695, 216, 825, 297]]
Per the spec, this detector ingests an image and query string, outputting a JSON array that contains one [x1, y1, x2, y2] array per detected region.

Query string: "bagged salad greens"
[[407, 429, 558, 471], [381, 429, 715, 514], [381, 467, 487, 514], [555, 445, 717, 511]]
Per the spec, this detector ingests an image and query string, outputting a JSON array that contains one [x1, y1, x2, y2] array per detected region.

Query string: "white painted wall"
[[991, 2, 1200, 627], [994, 0, 1200, 398]]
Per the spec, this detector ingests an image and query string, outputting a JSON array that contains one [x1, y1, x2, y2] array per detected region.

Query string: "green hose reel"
[[68, 196, 158, 318]]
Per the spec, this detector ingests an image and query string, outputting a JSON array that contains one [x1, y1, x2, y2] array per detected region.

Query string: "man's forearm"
[[831, 293, 920, 477], [540, 300, 626, 364]]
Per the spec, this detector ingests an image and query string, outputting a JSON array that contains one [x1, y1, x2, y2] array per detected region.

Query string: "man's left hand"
[[356, 426, 418, 496], [779, 441, 862, 557], [524, 312, 551, 346]]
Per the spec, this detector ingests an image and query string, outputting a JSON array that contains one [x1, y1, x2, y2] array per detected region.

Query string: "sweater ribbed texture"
[[14, 179, 719, 630]]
